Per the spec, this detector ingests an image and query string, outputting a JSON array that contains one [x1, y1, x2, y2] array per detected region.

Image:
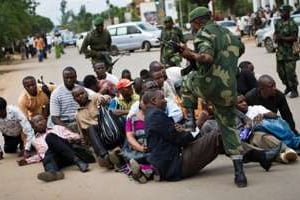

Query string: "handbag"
[[97, 106, 124, 148], [292, 40, 300, 55]]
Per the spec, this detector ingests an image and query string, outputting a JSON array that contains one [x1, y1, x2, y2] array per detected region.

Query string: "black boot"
[[289, 88, 299, 98], [233, 159, 247, 188], [284, 87, 291, 95], [74, 157, 89, 172], [243, 143, 281, 172], [183, 108, 196, 132]]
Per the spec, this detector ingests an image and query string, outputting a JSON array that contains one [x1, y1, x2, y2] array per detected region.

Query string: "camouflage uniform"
[[182, 19, 245, 155], [80, 17, 112, 72], [160, 17, 186, 67], [275, 16, 299, 92]]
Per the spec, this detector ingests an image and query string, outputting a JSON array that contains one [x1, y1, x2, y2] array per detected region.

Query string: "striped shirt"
[[50, 85, 95, 122]]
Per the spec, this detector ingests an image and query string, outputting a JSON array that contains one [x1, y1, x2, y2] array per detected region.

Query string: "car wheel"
[[143, 41, 151, 52], [264, 38, 275, 53]]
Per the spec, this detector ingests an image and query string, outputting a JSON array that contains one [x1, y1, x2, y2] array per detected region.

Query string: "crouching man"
[[17, 115, 89, 182]]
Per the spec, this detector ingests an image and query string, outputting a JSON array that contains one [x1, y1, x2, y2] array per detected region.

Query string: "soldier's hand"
[[181, 47, 194, 60]]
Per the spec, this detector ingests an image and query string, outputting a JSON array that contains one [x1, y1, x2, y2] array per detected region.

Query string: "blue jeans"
[[255, 118, 300, 149]]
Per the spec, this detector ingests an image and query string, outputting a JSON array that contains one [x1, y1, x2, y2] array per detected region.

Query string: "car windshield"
[[219, 21, 236, 27], [137, 23, 158, 31]]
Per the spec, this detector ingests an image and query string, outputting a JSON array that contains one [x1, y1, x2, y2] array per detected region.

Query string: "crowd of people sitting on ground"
[[0, 60, 299, 184]]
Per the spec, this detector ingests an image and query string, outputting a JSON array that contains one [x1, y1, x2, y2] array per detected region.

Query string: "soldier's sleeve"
[[80, 32, 91, 55], [194, 30, 214, 58], [291, 20, 298, 37], [178, 28, 186, 43]]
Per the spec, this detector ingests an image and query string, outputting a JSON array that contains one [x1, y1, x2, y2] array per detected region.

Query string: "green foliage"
[[31, 15, 54, 34], [214, 0, 252, 16], [0, 0, 32, 46], [67, 5, 93, 33], [0, 0, 53, 59]]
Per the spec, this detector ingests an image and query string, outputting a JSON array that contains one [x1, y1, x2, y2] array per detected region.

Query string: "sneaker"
[[37, 171, 64, 182], [97, 155, 113, 169], [129, 159, 147, 184], [0, 150, 3, 160], [283, 149, 298, 163]]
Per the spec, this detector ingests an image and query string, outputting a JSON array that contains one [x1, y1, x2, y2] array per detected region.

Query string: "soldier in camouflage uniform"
[[160, 16, 186, 67], [80, 16, 113, 73], [274, 5, 299, 98], [179, 7, 247, 188]]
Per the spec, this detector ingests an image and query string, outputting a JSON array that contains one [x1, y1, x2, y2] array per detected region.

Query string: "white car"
[[254, 17, 280, 47], [107, 21, 161, 52], [76, 32, 88, 53], [216, 20, 241, 37]]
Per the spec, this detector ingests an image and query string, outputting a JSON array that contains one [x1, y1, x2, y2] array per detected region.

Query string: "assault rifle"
[[160, 39, 197, 75]]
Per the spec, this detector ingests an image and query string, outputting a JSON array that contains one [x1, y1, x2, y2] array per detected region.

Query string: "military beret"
[[189, 7, 210, 22], [164, 16, 173, 23], [94, 16, 104, 26], [279, 5, 292, 12]]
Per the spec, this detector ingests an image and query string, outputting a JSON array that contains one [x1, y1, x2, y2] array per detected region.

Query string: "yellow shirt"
[[18, 84, 56, 119]]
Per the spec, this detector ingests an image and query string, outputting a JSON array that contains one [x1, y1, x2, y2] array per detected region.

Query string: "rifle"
[[37, 76, 53, 98], [160, 39, 197, 75]]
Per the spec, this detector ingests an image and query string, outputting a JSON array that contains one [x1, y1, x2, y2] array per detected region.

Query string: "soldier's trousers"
[[277, 60, 298, 90], [181, 78, 242, 155]]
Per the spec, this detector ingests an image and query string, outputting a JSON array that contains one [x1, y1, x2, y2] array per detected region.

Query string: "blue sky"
[[36, 0, 128, 25]]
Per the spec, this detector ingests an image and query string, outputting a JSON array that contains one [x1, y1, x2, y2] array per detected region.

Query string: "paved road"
[[0, 40, 300, 200]]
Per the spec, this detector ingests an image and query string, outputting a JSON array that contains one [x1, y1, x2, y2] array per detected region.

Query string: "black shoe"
[[260, 143, 282, 171], [289, 90, 299, 98], [259, 143, 282, 171], [74, 157, 89, 172], [284, 87, 291, 95], [233, 159, 247, 188]]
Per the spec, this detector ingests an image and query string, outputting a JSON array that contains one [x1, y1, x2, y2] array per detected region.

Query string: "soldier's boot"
[[289, 87, 299, 98], [232, 157, 247, 188], [284, 87, 292, 95], [183, 109, 196, 132]]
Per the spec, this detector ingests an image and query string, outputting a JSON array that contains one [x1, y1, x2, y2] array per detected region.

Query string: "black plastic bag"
[[97, 106, 124, 148]]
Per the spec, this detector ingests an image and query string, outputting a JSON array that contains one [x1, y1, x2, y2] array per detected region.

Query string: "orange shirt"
[[34, 38, 45, 50], [18, 84, 56, 119]]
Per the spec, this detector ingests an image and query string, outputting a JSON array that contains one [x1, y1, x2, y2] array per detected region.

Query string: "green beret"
[[164, 16, 173, 23], [94, 16, 104, 26], [189, 7, 210, 22], [279, 5, 292, 12]]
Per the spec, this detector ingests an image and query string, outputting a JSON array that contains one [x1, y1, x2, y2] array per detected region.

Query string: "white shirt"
[[165, 67, 182, 85], [245, 105, 271, 120], [0, 105, 35, 150]]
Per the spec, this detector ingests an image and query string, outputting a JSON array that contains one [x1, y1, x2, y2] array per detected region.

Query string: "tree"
[[0, 0, 54, 59], [67, 5, 93, 33], [30, 15, 54, 34], [60, 0, 72, 26]]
